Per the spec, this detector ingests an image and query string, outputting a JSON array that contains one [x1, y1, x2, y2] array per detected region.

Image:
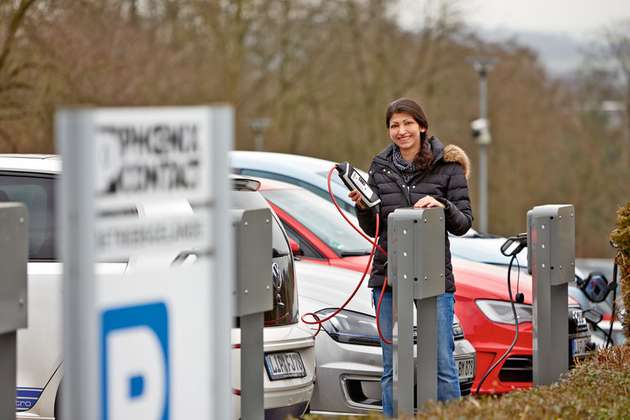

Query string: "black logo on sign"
[[98, 124, 200, 196]]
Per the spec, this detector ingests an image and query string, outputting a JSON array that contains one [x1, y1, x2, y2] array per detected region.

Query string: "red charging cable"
[[236, 166, 392, 396], [300, 167, 392, 345]]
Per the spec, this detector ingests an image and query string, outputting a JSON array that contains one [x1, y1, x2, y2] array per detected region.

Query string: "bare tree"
[[0, 0, 38, 150]]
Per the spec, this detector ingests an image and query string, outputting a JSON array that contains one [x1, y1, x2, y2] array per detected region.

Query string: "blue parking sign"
[[101, 302, 170, 420]]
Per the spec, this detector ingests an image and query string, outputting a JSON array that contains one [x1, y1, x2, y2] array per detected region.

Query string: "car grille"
[[344, 379, 382, 408], [460, 380, 474, 396], [413, 325, 465, 343], [568, 309, 589, 335], [343, 377, 474, 408], [498, 355, 532, 383]]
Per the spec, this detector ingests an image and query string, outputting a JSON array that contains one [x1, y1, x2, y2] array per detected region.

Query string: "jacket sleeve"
[[438, 164, 473, 236], [354, 166, 378, 237]]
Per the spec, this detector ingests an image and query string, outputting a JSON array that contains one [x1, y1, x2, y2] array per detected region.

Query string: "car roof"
[[231, 150, 336, 173], [0, 154, 60, 174], [230, 150, 353, 200]]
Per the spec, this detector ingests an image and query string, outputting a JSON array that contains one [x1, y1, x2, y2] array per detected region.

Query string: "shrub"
[[610, 201, 630, 340], [301, 346, 630, 419]]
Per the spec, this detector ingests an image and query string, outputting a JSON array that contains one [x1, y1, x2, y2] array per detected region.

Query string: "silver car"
[[295, 261, 475, 414]]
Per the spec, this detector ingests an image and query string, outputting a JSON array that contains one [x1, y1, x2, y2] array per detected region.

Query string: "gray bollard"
[[388, 207, 445, 416], [528, 204, 575, 386], [232, 208, 273, 420], [0, 204, 28, 420]]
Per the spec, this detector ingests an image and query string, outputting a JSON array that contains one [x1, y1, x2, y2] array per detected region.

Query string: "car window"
[[261, 188, 372, 256], [0, 173, 55, 260], [270, 214, 291, 256], [282, 224, 324, 259]]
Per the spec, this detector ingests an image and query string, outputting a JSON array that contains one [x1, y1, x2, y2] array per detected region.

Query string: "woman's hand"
[[413, 195, 444, 209], [349, 190, 366, 209]]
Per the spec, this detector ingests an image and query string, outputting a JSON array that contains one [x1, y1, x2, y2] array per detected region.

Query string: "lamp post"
[[250, 117, 271, 151], [468, 57, 496, 234]]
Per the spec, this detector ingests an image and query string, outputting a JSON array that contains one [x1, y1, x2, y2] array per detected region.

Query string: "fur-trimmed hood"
[[373, 137, 471, 180], [443, 144, 471, 180]]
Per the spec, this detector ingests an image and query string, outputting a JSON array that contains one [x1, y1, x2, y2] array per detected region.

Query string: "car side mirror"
[[577, 272, 611, 303], [288, 238, 303, 257]]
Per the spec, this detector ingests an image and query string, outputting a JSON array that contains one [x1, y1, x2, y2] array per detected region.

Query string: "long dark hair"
[[385, 98, 433, 171]]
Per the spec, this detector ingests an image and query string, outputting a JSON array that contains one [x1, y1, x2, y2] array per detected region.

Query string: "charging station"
[[57, 106, 233, 420], [388, 207, 445, 415], [0, 204, 27, 420], [232, 208, 273, 420], [528, 204, 575, 386]]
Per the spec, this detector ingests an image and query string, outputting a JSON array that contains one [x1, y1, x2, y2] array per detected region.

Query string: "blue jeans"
[[372, 289, 460, 417]]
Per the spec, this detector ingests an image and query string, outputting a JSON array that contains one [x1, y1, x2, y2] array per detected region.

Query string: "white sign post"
[[57, 107, 233, 420]]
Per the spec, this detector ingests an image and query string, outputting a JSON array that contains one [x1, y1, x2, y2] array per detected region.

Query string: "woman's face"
[[388, 112, 425, 153]]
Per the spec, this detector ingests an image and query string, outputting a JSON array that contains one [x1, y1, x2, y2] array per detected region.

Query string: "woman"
[[350, 98, 472, 416]]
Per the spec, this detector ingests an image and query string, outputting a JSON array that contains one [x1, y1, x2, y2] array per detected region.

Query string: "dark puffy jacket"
[[356, 137, 473, 292]]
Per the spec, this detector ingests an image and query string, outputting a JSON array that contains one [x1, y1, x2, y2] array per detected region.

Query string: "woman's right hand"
[[348, 190, 366, 209]]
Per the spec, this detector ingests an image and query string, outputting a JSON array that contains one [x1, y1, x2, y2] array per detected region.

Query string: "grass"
[[300, 344, 630, 419]]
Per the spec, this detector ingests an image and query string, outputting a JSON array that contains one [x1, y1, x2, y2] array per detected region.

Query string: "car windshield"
[[317, 170, 345, 187], [261, 188, 372, 256]]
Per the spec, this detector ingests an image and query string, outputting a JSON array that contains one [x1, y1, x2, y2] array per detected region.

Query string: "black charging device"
[[335, 162, 381, 208]]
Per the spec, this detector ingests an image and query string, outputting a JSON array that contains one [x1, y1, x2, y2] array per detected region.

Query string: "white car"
[[6, 154, 315, 420]]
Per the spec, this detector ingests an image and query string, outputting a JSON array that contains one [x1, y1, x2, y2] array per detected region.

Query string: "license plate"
[[571, 337, 590, 358], [264, 352, 306, 381], [457, 357, 475, 381]]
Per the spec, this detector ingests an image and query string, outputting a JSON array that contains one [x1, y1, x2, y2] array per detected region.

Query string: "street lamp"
[[250, 117, 271, 151], [468, 57, 496, 234]]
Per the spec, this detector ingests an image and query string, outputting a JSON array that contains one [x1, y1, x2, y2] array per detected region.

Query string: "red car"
[[256, 178, 591, 394]]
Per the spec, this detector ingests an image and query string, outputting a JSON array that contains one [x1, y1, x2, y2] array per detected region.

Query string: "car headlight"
[[453, 320, 465, 339], [317, 308, 380, 347], [475, 299, 532, 324], [316, 309, 465, 346]]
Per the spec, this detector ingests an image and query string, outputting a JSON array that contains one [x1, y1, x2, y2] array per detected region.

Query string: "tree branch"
[[0, 0, 38, 71]]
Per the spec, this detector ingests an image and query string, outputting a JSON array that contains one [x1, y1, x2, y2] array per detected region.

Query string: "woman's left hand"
[[413, 195, 444, 209]]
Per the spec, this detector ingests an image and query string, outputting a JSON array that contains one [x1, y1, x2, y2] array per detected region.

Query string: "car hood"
[[452, 257, 534, 303], [296, 261, 470, 328], [295, 261, 375, 315]]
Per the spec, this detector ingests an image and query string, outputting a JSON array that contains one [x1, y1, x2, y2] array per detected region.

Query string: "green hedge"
[[302, 345, 630, 420]]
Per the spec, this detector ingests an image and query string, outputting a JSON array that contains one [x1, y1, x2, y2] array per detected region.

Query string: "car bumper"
[[231, 323, 316, 419], [309, 331, 476, 414], [472, 328, 593, 394]]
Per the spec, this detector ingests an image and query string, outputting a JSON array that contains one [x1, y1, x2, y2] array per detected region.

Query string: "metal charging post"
[[389, 207, 445, 416], [528, 205, 575, 386], [0, 204, 27, 419], [232, 208, 273, 420]]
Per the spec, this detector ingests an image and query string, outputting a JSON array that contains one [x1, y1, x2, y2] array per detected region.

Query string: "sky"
[[398, 0, 630, 75], [462, 0, 630, 39]]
